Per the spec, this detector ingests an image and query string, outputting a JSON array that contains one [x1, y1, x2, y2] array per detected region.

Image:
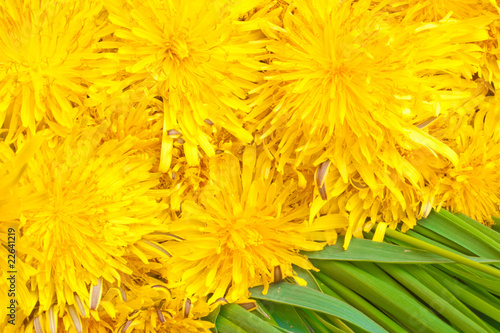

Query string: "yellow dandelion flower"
[[433, 97, 500, 223], [164, 146, 333, 303], [244, 0, 495, 246], [104, 0, 266, 171], [15, 125, 168, 320], [310, 151, 444, 248], [371, 0, 495, 22], [150, 127, 257, 213], [0, 0, 109, 139], [478, 14, 500, 93], [112, 291, 213, 333], [91, 87, 165, 155], [9, 302, 115, 333], [80, 277, 213, 333], [251, 0, 492, 172], [0, 135, 44, 328]]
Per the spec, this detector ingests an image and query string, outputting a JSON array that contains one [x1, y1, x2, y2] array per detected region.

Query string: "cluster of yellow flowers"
[[1, 0, 500, 332]]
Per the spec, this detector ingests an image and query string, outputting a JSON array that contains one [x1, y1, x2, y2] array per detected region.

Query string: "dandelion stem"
[[385, 228, 500, 279]]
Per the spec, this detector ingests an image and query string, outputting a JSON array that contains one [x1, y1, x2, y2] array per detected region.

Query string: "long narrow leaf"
[[384, 228, 500, 278], [303, 236, 500, 263], [403, 265, 494, 333], [249, 282, 387, 333], [438, 264, 500, 296], [219, 304, 283, 333], [261, 301, 311, 333], [205, 305, 222, 333], [300, 308, 346, 333], [410, 225, 475, 255], [314, 271, 407, 333], [313, 260, 457, 333], [425, 266, 500, 322], [293, 265, 323, 291], [420, 211, 500, 259], [379, 263, 491, 333], [298, 308, 338, 333], [216, 316, 247, 333], [456, 213, 500, 245]]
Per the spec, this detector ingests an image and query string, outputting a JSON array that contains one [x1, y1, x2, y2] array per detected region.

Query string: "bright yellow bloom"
[[15, 125, 168, 320], [0, 135, 44, 327], [433, 96, 500, 223], [478, 14, 500, 96], [90, 87, 165, 155], [252, 0, 492, 169], [103, 0, 266, 171], [0, 0, 108, 140], [163, 147, 334, 303], [246, 0, 495, 246], [108, 285, 213, 333], [371, 0, 496, 22], [11, 276, 213, 333]]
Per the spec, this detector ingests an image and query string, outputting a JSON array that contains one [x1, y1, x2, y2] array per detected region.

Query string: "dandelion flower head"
[[164, 146, 331, 303], [15, 125, 168, 320]]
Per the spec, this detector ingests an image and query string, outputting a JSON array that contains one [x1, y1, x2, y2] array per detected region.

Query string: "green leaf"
[[402, 265, 495, 332], [205, 305, 222, 333], [384, 228, 500, 279], [303, 236, 500, 263], [492, 218, 500, 233], [409, 226, 475, 255], [293, 265, 322, 291], [420, 211, 500, 259], [425, 266, 500, 322], [251, 300, 277, 324], [456, 213, 500, 245], [216, 316, 248, 333], [219, 304, 283, 333], [438, 264, 500, 296], [299, 308, 345, 333], [352, 262, 411, 295], [261, 301, 311, 333], [379, 264, 492, 333], [314, 271, 406, 333], [312, 260, 457, 333], [249, 282, 387, 333]]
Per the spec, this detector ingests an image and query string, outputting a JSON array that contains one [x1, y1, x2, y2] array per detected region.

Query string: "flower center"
[[168, 37, 190, 60]]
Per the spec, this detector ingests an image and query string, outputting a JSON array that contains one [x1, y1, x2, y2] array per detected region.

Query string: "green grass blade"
[[303, 308, 349, 333], [293, 265, 323, 291], [298, 308, 339, 333], [312, 260, 457, 333], [260, 301, 311, 333], [205, 305, 222, 333], [492, 218, 500, 233], [249, 282, 388, 333], [314, 275, 345, 300], [219, 304, 283, 333], [420, 211, 500, 259], [409, 225, 475, 255], [456, 213, 500, 244], [304, 236, 499, 263], [384, 228, 500, 278], [314, 271, 407, 333], [379, 264, 491, 333], [325, 315, 356, 333], [351, 262, 411, 295], [438, 264, 500, 296], [425, 266, 500, 322], [402, 265, 495, 333], [386, 229, 474, 256], [216, 315, 248, 333], [254, 300, 278, 324]]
